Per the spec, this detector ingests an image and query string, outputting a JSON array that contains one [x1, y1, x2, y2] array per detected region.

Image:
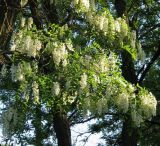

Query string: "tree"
[[0, 0, 158, 145], [93, 0, 160, 145]]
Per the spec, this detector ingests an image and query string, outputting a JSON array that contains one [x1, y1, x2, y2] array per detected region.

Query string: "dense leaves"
[[0, 0, 159, 145]]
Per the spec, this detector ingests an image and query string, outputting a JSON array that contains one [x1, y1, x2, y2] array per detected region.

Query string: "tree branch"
[[139, 23, 160, 39], [138, 43, 160, 84]]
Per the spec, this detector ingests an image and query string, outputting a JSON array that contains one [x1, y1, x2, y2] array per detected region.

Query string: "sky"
[[0, 121, 105, 146], [72, 120, 105, 146]]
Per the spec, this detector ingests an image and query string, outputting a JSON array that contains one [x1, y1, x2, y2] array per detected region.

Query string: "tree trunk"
[[120, 51, 138, 146], [34, 106, 43, 146], [0, 0, 20, 49], [53, 111, 71, 146], [121, 118, 138, 146], [114, 0, 139, 145]]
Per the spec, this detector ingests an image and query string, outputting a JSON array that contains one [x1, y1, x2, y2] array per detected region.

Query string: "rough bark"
[[121, 118, 138, 146], [121, 51, 137, 84], [120, 51, 138, 146], [0, 0, 20, 49], [28, 0, 42, 29], [53, 111, 72, 146], [115, 0, 126, 17]]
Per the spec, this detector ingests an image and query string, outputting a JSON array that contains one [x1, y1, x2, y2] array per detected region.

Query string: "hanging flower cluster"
[[52, 82, 61, 96], [130, 30, 137, 49], [10, 62, 32, 82], [77, 52, 157, 121], [62, 92, 77, 105], [11, 30, 41, 58], [1, 14, 156, 135], [139, 91, 157, 118], [116, 92, 129, 113], [32, 81, 39, 103], [52, 42, 68, 67], [80, 73, 88, 89], [86, 10, 129, 40], [73, 0, 90, 12], [10, 63, 24, 82], [130, 89, 157, 126]]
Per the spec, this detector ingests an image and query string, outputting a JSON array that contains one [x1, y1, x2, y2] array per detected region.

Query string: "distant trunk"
[[53, 111, 71, 146]]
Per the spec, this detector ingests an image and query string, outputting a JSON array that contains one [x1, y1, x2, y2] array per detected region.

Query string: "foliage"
[[0, 0, 159, 145]]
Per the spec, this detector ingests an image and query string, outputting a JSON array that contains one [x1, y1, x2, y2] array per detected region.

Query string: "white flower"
[[65, 39, 74, 51], [109, 17, 115, 35], [115, 20, 121, 32], [140, 91, 157, 118], [80, 0, 90, 11], [34, 39, 42, 51], [73, 0, 79, 5], [99, 16, 105, 30], [97, 98, 108, 115], [10, 63, 24, 82], [80, 73, 87, 89], [25, 35, 32, 52], [130, 30, 136, 48], [103, 17, 109, 35], [27, 17, 33, 29], [20, 0, 28, 7], [84, 55, 92, 68], [32, 81, 39, 103], [52, 82, 60, 96], [90, 0, 95, 10], [52, 48, 61, 66], [116, 93, 129, 113], [52, 43, 68, 66], [120, 19, 128, 37], [128, 84, 135, 93], [60, 43, 68, 58], [21, 17, 26, 27], [62, 59, 68, 67], [93, 74, 100, 83], [99, 56, 108, 73], [108, 54, 117, 69], [17, 63, 25, 81], [68, 93, 77, 104], [10, 43, 16, 51]]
